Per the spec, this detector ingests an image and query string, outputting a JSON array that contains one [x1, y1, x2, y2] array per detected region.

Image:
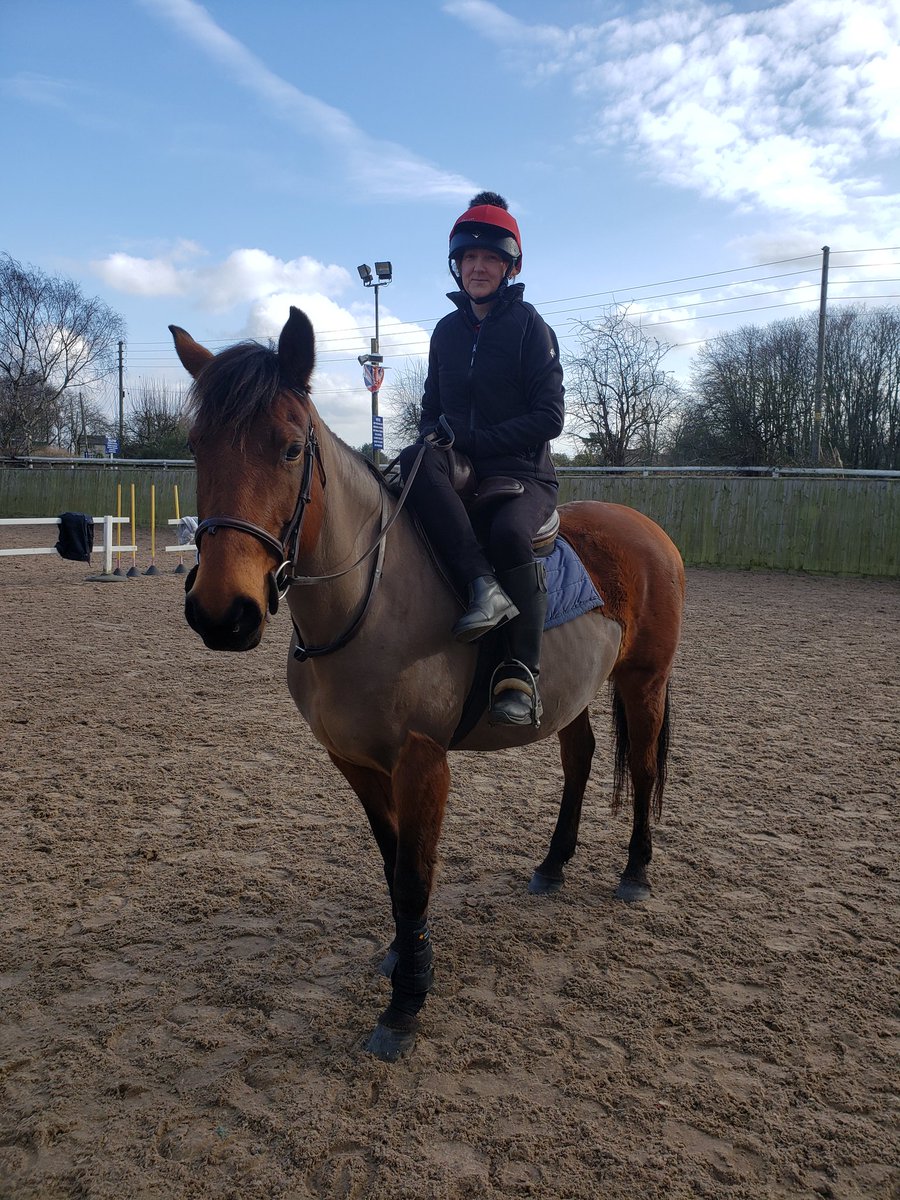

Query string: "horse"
[[170, 306, 685, 1062]]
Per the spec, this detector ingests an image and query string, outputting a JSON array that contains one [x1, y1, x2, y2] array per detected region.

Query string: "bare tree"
[[124, 379, 190, 458], [0, 373, 57, 453], [57, 390, 113, 454], [383, 357, 427, 453], [564, 308, 682, 466], [823, 306, 900, 469], [681, 319, 816, 465], [678, 306, 900, 468], [0, 253, 124, 454]]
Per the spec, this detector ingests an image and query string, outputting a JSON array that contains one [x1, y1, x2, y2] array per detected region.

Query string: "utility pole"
[[811, 245, 829, 465], [117, 340, 125, 452]]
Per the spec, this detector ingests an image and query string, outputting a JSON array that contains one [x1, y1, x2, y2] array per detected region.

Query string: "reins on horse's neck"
[[285, 439, 426, 661], [279, 442, 424, 589]]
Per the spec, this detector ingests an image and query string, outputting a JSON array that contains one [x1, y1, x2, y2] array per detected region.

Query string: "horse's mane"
[[188, 341, 282, 437], [187, 339, 396, 497]]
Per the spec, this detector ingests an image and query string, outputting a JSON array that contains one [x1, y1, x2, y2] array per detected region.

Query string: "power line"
[[129, 248, 888, 348], [124, 286, 900, 370], [123, 246, 900, 369]]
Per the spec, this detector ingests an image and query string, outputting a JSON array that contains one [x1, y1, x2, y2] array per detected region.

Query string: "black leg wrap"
[[385, 915, 433, 1022]]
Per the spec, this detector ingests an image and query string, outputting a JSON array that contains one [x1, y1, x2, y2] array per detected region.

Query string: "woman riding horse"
[[398, 191, 565, 727]]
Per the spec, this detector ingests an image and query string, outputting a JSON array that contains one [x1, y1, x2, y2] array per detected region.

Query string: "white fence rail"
[[0, 515, 135, 575], [165, 517, 197, 556]]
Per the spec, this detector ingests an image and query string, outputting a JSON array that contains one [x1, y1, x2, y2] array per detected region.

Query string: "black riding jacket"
[[419, 283, 565, 484]]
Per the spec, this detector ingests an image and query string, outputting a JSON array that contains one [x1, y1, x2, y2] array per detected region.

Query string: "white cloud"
[[92, 240, 428, 447], [1, 72, 117, 129], [93, 252, 189, 297], [140, 0, 476, 202], [1, 72, 80, 109], [92, 243, 353, 309], [447, 0, 900, 234]]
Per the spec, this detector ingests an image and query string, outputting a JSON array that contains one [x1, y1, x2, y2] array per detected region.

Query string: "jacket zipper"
[[466, 315, 486, 432]]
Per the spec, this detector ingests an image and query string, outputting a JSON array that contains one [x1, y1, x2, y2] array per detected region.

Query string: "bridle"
[[188, 392, 426, 661]]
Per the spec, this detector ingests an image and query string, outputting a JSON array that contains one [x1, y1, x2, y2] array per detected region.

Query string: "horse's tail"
[[610, 679, 671, 822]]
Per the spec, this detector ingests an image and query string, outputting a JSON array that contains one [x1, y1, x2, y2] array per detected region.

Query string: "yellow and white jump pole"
[[173, 483, 187, 574], [113, 483, 125, 575], [144, 484, 160, 575], [126, 483, 139, 576]]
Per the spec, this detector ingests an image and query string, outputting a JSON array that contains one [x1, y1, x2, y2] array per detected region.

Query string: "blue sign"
[[105, 437, 119, 456], [372, 415, 384, 449]]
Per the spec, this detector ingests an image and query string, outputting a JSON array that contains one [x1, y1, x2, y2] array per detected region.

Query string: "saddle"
[[435, 442, 559, 557]]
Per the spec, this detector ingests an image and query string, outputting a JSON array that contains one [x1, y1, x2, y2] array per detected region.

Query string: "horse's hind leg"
[[530, 707, 596, 895], [367, 731, 450, 1063], [610, 670, 672, 903]]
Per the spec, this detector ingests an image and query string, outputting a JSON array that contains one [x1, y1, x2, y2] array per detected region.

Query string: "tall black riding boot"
[[489, 561, 548, 727]]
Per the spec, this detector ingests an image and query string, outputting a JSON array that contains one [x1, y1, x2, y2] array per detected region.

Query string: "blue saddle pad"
[[543, 536, 603, 630]]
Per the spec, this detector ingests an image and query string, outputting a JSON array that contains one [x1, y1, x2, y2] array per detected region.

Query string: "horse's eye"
[[285, 442, 303, 462]]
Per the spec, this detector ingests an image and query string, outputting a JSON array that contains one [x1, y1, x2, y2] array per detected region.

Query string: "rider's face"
[[460, 248, 508, 301]]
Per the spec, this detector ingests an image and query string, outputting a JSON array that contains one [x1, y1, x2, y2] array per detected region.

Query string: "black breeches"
[[398, 442, 558, 585], [479, 477, 557, 571]]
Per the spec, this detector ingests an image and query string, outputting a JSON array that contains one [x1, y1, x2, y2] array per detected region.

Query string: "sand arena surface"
[[0, 534, 897, 1199]]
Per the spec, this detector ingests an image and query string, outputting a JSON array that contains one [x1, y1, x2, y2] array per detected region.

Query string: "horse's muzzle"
[[184, 590, 265, 652]]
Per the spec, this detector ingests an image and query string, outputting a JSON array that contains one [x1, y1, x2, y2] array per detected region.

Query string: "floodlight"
[[357, 263, 373, 284], [374, 261, 393, 282]]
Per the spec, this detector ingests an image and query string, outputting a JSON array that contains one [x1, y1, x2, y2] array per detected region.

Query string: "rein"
[[191, 400, 426, 659]]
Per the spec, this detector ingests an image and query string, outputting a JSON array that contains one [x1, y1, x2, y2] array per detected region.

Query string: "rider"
[[398, 191, 565, 726]]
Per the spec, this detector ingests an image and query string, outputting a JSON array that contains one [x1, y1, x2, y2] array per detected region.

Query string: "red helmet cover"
[[449, 204, 522, 263]]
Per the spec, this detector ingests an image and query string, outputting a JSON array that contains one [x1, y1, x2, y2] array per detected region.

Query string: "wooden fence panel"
[[0, 468, 196, 524], [556, 474, 898, 577], [1, 467, 896, 576]]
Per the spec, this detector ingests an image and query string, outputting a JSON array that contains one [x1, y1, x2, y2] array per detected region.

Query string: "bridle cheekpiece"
[[191, 388, 325, 616]]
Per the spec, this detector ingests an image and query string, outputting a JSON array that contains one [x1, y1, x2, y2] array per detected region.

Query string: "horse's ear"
[[169, 325, 214, 378], [278, 307, 316, 391]]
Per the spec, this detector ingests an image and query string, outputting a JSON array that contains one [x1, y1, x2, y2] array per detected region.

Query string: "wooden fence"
[[0, 466, 196, 527], [557, 472, 898, 577], [1, 464, 897, 577]]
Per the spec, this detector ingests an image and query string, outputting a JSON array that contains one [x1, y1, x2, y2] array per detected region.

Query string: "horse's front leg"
[[328, 752, 398, 948], [366, 731, 450, 1062]]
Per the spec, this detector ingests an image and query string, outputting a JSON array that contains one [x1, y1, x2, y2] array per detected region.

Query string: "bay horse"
[[171, 307, 685, 1062]]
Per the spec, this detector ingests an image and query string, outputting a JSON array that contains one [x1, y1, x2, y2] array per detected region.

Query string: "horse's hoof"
[[378, 947, 399, 978], [365, 1021, 417, 1063], [528, 870, 563, 895], [616, 878, 651, 903]]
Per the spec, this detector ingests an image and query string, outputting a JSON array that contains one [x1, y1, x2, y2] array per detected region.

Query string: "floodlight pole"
[[358, 262, 392, 465], [372, 285, 381, 465]]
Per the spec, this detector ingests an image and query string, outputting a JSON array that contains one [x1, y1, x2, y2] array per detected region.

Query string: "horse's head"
[[170, 307, 322, 652]]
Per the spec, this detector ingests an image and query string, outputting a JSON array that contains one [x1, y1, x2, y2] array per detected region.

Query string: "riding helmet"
[[449, 191, 522, 274]]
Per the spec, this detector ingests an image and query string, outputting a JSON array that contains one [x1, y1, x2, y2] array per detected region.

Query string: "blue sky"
[[3, 0, 899, 448]]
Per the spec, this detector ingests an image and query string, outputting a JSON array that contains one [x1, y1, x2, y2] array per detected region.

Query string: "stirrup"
[[488, 659, 542, 728]]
